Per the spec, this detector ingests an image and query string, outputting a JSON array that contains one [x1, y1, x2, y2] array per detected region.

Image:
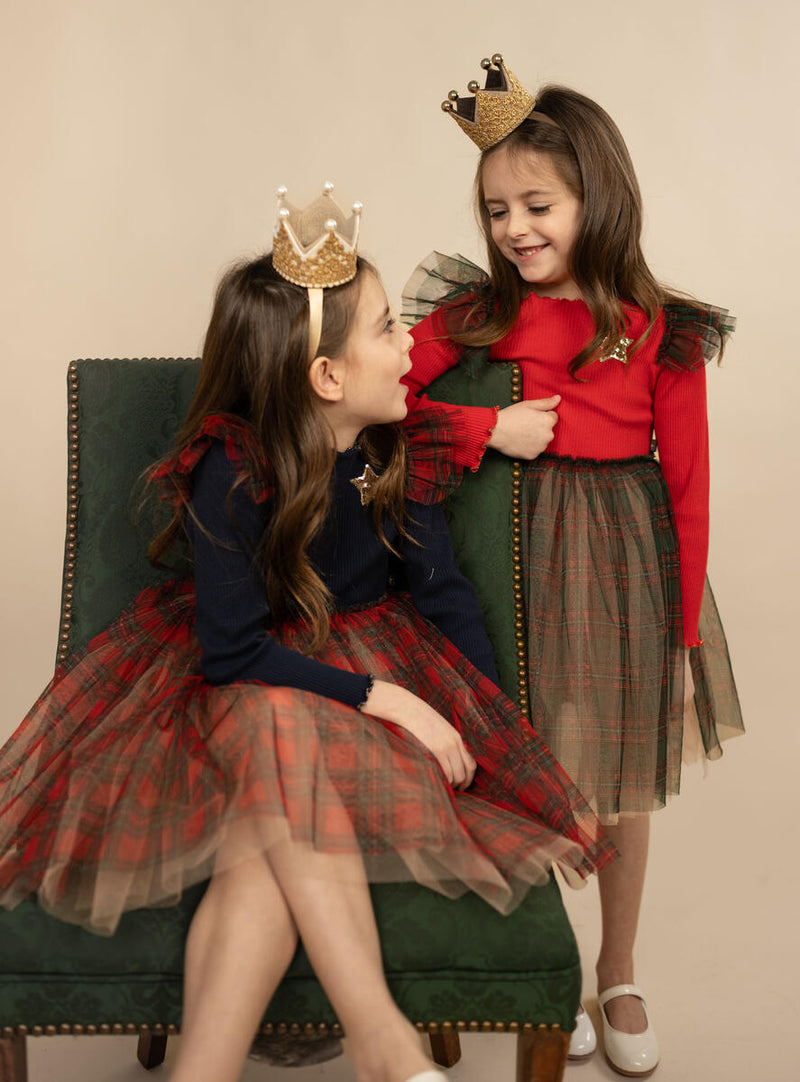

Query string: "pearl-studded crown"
[[272, 183, 362, 289], [441, 53, 536, 151]]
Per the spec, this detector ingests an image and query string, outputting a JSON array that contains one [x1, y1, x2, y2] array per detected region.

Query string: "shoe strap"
[[598, 983, 646, 1007]]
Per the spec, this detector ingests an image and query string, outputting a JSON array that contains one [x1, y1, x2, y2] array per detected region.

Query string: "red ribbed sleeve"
[[653, 363, 709, 646], [405, 310, 498, 471]]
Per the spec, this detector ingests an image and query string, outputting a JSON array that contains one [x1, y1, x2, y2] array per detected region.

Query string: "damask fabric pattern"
[[66, 358, 201, 653], [0, 873, 577, 1028], [425, 350, 520, 701]]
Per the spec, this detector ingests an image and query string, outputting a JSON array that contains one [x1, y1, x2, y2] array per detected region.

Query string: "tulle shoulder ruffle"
[[403, 405, 467, 505], [658, 303, 736, 372], [148, 414, 272, 506], [401, 251, 492, 331], [147, 408, 456, 510]]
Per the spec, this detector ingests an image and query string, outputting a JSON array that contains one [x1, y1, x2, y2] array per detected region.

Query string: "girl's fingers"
[[463, 748, 477, 788], [451, 743, 476, 790]]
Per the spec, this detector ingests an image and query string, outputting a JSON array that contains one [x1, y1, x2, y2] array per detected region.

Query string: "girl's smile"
[[482, 145, 583, 300]]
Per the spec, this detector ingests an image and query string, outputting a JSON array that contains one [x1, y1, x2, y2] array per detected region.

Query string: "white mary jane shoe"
[[404, 1072, 446, 1081], [598, 984, 660, 1077], [568, 1004, 597, 1060]]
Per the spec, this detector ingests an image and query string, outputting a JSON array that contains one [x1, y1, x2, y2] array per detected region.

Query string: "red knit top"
[[404, 293, 724, 647]]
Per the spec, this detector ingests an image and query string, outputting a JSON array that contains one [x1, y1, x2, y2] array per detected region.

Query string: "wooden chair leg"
[[0, 1034, 27, 1082], [515, 1027, 569, 1082], [429, 1031, 462, 1067], [137, 1032, 168, 1070]]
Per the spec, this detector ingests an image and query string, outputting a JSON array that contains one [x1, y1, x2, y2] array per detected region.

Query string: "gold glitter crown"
[[272, 182, 363, 288], [441, 53, 536, 151]]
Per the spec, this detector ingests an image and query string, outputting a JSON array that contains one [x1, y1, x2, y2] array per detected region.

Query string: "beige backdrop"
[[1, 2, 798, 1079]]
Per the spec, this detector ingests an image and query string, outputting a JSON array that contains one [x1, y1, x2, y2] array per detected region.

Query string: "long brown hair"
[[149, 254, 407, 651], [454, 84, 712, 375]]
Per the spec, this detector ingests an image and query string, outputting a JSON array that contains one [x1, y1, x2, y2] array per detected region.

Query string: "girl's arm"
[[190, 442, 371, 707], [652, 363, 709, 647], [405, 310, 499, 471], [400, 499, 500, 685], [406, 310, 560, 466], [192, 441, 476, 788]]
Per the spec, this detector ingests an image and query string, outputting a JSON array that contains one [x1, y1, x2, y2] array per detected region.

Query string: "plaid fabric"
[[400, 250, 491, 332], [402, 404, 467, 503], [147, 410, 462, 512], [148, 414, 273, 506], [659, 303, 736, 372], [521, 454, 742, 820], [0, 582, 614, 935]]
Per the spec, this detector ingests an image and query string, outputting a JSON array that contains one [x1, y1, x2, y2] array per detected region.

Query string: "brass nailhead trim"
[[509, 362, 529, 714], [56, 361, 80, 665], [2, 1020, 562, 1038]]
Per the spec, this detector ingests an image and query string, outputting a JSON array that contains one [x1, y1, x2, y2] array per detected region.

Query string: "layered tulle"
[[521, 454, 744, 821], [0, 581, 615, 935]]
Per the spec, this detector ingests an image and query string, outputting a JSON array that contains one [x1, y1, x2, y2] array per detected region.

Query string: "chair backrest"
[[426, 350, 521, 705], [58, 358, 199, 660], [59, 355, 522, 709]]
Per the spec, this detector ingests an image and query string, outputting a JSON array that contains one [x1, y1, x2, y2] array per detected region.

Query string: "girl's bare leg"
[[596, 814, 650, 1033], [168, 851, 299, 1082], [267, 839, 434, 1082]]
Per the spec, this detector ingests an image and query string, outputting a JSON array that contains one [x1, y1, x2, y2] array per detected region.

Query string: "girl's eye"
[[487, 208, 506, 220], [383, 317, 397, 334], [530, 204, 551, 215]]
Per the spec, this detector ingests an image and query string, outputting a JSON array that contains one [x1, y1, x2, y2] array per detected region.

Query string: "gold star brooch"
[[350, 464, 379, 506], [599, 336, 634, 364]]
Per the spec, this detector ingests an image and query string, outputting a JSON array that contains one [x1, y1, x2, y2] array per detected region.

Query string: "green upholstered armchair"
[[0, 358, 580, 1082]]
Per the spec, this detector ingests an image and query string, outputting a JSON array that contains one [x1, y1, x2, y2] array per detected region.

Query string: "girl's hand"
[[488, 396, 561, 459], [362, 679, 477, 790]]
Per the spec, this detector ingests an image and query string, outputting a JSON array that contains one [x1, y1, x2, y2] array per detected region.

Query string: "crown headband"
[[441, 53, 536, 151], [273, 183, 363, 360]]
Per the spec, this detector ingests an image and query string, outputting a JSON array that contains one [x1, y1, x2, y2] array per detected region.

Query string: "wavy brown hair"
[[149, 254, 407, 651], [451, 84, 715, 375]]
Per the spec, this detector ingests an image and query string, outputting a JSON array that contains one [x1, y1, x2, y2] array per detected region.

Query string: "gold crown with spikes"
[[272, 182, 363, 289], [441, 53, 536, 151]]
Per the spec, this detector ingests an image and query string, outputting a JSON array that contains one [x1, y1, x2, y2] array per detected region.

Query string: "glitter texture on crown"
[[441, 53, 536, 151], [272, 183, 363, 288]]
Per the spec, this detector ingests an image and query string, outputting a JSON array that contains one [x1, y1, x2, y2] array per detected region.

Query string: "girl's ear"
[[308, 355, 345, 403]]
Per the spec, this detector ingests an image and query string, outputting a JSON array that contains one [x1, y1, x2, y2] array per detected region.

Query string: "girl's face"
[[336, 271, 413, 434], [482, 145, 583, 300]]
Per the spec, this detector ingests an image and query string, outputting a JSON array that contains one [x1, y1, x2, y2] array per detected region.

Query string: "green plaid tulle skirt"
[[521, 454, 744, 821]]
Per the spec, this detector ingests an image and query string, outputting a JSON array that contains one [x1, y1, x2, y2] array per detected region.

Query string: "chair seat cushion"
[[0, 877, 579, 1028]]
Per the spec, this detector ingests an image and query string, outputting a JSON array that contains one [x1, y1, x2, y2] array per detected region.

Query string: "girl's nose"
[[507, 208, 528, 237]]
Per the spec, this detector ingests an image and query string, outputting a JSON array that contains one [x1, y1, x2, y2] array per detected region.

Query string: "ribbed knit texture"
[[188, 440, 499, 705], [405, 295, 710, 645]]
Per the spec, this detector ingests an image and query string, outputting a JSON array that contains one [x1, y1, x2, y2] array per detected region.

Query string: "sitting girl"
[[0, 185, 613, 1082]]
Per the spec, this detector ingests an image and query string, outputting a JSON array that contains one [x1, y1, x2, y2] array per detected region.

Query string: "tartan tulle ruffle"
[[521, 454, 744, 820], [147, 408, 465, 513], [0, 582, 615, 935], [401, 250, 735, 372]]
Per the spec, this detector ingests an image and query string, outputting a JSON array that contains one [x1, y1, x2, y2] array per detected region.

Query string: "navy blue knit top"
[[187, 439, 499, 707]]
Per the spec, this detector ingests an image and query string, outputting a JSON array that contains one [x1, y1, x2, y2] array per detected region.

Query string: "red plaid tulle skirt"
[[521, 455, 744, 821], [0, 583, 615, 934]]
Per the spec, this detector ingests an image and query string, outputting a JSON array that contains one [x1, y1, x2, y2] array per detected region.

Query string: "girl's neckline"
[[336, 441, 362, 459], [522, 289, 586, 306]]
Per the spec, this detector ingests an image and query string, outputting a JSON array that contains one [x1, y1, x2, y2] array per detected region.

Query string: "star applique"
[[599, 336, 634, 364], [350, 464, 379, 506]]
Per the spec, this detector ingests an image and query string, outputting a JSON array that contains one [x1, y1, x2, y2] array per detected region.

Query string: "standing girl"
[[0, 185, 613, 1082], [403, 57, 744, 1077]]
